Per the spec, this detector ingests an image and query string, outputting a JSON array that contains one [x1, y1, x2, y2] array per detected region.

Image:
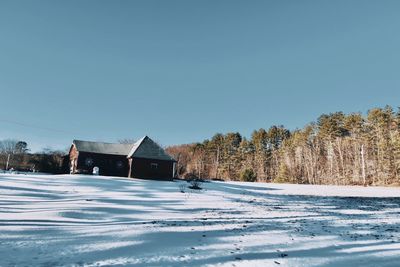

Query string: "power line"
[[0, 118, 78, 135]]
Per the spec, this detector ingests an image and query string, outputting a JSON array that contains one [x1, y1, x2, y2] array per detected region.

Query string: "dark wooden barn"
[[68, 136, 176, 180]]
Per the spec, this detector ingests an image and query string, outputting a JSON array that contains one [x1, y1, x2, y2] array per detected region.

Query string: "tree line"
[[0, 139, 67, 174], [166, 105, 400, 186]]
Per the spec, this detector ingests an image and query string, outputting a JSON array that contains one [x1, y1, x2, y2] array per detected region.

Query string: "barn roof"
[[72, 136, 176, 161], [127, 136, 176, 161], [72, 140, 133, 156]]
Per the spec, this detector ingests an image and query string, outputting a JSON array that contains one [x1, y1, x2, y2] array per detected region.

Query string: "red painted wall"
[[75, 152, 129, 177], [130, 157, 174, 180]]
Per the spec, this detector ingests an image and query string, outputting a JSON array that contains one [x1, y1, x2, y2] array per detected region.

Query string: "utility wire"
[[0, 118, 78, 135]]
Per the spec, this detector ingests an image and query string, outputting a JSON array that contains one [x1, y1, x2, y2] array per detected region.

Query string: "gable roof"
[[127, 136, 176, 161], [73, 140, 133, 156]]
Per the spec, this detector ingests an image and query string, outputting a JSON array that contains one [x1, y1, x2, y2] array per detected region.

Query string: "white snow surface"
[[0, 173, 400, 267]]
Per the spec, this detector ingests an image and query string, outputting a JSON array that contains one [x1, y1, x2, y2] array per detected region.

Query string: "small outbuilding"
[[69, 136, 176, 180]]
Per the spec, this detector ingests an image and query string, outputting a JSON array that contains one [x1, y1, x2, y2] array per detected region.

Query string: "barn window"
[[151, 163, 158, 169], [85, 157, 94, 167], [116, 161, 124, 169]]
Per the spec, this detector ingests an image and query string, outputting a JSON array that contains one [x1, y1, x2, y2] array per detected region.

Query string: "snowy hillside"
[[0, 174, 400, 267]]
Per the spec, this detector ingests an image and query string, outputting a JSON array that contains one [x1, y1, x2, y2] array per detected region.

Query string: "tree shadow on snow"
[[1, 175, 400, 267]]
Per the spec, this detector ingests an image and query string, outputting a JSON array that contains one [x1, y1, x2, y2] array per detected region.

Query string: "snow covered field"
[[0, 174, 400, 267]]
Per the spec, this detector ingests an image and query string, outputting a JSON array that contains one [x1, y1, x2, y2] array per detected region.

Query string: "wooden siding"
[[74, 151, 129, 177], [129, 157, 174, 180]]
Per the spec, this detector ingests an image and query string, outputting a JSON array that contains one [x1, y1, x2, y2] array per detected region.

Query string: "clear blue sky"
[[0, 0, 400, 152]]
